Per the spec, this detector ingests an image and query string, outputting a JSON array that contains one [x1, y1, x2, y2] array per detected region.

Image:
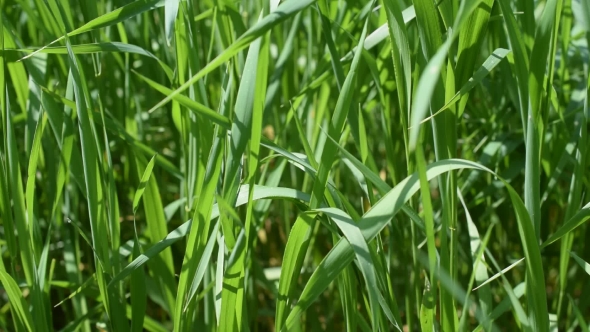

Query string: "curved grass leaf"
[[0, 270, 34, 331], [108, 185, 310, 287], [21, 0, 166, 60], [147, 0, 316, 114], [275, 212, 317, 330], [570, 252, 590, 276], [284, 158, 547, 330], [7, 42, 173, 80], [318, 207, 391, 331], [409, 0, 486, 149], [418, 48, 511, 126], [542, 202, 590, 248]]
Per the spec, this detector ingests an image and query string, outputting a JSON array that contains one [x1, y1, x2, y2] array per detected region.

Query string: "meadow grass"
[[0, 0, 589, 331]]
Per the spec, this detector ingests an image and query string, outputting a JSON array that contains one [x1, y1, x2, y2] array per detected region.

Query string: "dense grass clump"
[[1, 0, 590, 331]]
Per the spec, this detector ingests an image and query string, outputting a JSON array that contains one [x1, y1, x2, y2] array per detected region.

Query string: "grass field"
[[1, 0, 590, 331]]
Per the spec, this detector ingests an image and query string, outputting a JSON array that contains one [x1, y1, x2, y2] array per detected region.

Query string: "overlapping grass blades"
[[1, 0, 590, 330]]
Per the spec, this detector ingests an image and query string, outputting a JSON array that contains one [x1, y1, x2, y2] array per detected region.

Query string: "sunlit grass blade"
[[6, 42, 173, 80], [274, 210, 316, 330], [110, 185, 310, 287], [133, 70, 230, 129], [147, 0, 316, 114], [570, 252, 590, 276], [21, 0, 167, 60], [318, 207, 392, 331], [0, 270, 34, 331], [3, 0, 589, 330], [409, 0, 486, 149], [419, 48, 511, 125]]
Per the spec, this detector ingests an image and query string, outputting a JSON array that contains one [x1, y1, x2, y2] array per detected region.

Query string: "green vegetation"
[[1, 0, 589, 330]]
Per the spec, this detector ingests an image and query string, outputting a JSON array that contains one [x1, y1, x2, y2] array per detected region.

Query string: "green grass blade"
[[542, 203, 590, 248], [318, 207, 393, 331], [21, 0, 166, 60], [130, 236, 147, 332], [164, 0, 180, 44], [275, 211, 317, 330], [132, 154, 157, 214], [0, 270, 34, 331], [570, 252, 590, 276], [420, 48, 511, 125], [147, 0, 316, 114]]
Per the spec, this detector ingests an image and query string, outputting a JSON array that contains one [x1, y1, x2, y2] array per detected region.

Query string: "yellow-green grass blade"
[[417, 145, 439, 276], [183, 220, 220, 312], [133, 152, 177, 316], [413, 0, 443, 59], [524, 0, 562, 247], [542, 202, 590, 248], [146, 0, 316, 114], [276, 11, 372, 330], [219, 2, 272, 328], [172, 69, 229, 331], [53, 274, 96, 309], [24, 110, 46, 263], [308, 2, 372, 209], [4, 42, 173, 80], [454, 0, 495, 116], [20, 0, 167, 61], [4, 92, 44, 332], [408, 0, 487, 149], [0, 270, 34, 331], [129, 154, 155, 330], [23, 106, 51, 331], [419, 48, 511, 126], [132, 154, 157, 215], [555, 14, 590, 322], [62, 24, 128, 328], [111, 185, 310, 287], [1, 27, 28, 114], [382, 0, 412, 126], [275, 212, 318, 331], [218, 20, 262, 252], [419, 275, 435, 332]]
